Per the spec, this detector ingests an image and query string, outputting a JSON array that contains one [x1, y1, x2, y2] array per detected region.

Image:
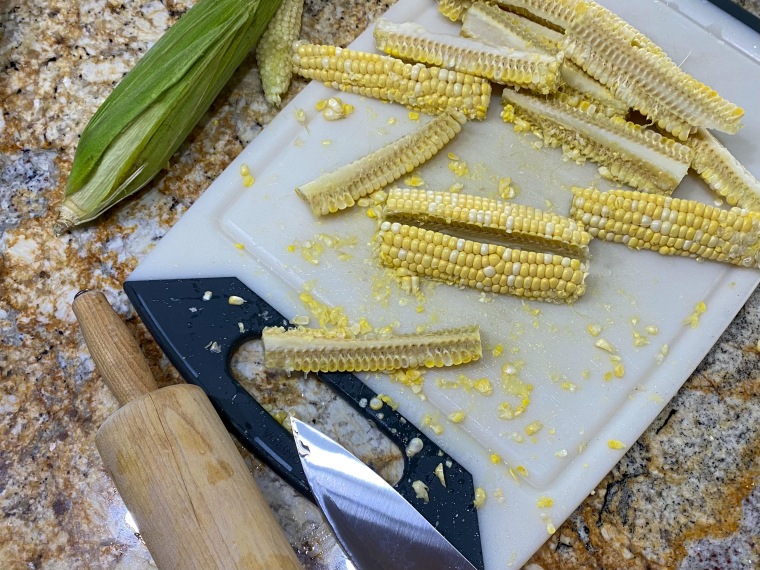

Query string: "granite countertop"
[[2, 1, 759, 568]]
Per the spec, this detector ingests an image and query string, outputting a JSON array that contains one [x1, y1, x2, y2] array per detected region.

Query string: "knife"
[[291, 417, 478, 570]]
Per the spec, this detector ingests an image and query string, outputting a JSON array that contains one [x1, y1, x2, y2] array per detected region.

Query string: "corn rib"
[[263, 324, 482, 372], [570, 187, 760, 268], [296, 109, 466, 216], [502, 88, 692, 195], [378, 188, 591, 303], [373, 18, 563, 94]]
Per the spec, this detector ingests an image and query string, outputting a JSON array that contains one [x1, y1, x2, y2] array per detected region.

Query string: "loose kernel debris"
[[490, 454, 502, 464], [233, 243, 245, 250], [202, 290, 212, 301], [498, 362, 533, 419], [684, 301, 707, 328], [315, 96, 355, 121], [391, 368, 425, 394], [290, 315, 310, 326], [595, 338, 617, 354], [406, 438, 424, 457], [448, 157, 469, 177], [228, 295, 246, 305], [586, 323, 602, 337], [412, 480, 429, 502], [473, 487, 486, 509], [656, 344, 670, 364], [525, 420, 543, 436], [493, 488, 505, 503], [646, 325, 659, 335], [498, 177, 517, 200], [608, 439, 626, 450], [434, 463, 446, 487], [448, 410, 466, 423], [555, 449, 568, 458], [205, 341, 221, 353], [239, 164, 250, 177], [633, 330, 650, 347], [536, 496, 554, 508], [295, 108, 309, 132], [369, 397, 383, 411], [561, 381, 577, 392], [492, 344, 504, 357], [423, 414, 444, 435], [408, 111, 420, 121]]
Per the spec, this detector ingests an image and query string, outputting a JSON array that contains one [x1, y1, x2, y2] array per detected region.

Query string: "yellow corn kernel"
[[473, 487, 486, 508], [608, 439, 626, 450], [490, 453, 502, 464], [291, 42, 492, 120], [536, 496, 554, 508], [502, 89, 692, 195], [434, 463, 446, 487], [262, 324, 481, 372], [570, 187, 760, 268], [525, 420, 543, 435], [373, 18, 563, 95], [295, 109, 466, 216], [448, 410, 466, 423], [256, 0, 304, 106]]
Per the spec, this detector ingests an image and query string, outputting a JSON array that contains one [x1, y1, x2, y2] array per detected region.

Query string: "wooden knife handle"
[[74, 290, 303, 570], [72, 290, 157, 406]]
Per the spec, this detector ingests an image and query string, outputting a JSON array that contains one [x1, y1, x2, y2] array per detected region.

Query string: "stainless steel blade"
[[291, 418, 478, 570]]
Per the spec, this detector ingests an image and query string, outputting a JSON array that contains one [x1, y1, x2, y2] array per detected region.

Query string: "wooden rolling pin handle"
[[74, 290, 302, 570]]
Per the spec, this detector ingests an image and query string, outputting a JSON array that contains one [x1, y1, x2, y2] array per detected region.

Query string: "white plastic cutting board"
[[129, 1, 760, 568]]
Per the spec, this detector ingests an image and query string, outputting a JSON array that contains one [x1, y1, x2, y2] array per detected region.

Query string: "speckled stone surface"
[[1, 1, 758, 569]]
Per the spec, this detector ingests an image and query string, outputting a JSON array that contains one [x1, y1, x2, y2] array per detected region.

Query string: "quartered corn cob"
[[291, 42, 491, 120], [256, 0, 304, 106], [377, 188, 591, 303], [559, 0, 744, 139], [502, 88, 692, 195], [373, 18, 563, 95], [262, 324, 482, 372], [295, 109, 467, 216], [461, 2, 627, 116], [570, 187, 760, 268], [687, 128, 760, 212]]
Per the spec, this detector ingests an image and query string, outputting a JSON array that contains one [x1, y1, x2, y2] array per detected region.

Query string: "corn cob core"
[[501, 88, 692, 195], [378, 188, 590, 303], [256, 0, 304, 106], [295, 109, 467, 216], [570, 187, 760, 268], [291, 42, 491, 120], [262, 324, 482, 372], [373, 18, 563, 95], [687, 128, 760, 212]]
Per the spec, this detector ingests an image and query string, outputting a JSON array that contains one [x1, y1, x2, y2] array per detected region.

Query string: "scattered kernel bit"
[[239, 164, 250, 177], [525, 420, 543, 436], [655, 344, 670, 364], [586, 323, 602, 337], [561, 381, 577, 392], [314, 99, 328, 111], [489, 454, 502, 464], [633, 330, 649, 347], [404, 175, 425, 187], [202, 290, 212, 301], [448, 182, 464, 193], [493, 488, 505, 503], [204, 341, 221, 353], [233, 243, 245, 250], [448, 158, 469, 177], [448, 410, 466, 424], [434, 463, 446, 487], [603, 371, 613, 382], [237, 322, 246, 333], [287, 244, 296, 253], [549, 427, 555, 435], [473, 487, 486, 509], [387, 117, 397, 125], [321, 139, 332, 146], [536, 496, 554, 508], [696, 301, 707, 313], [555, 449, 568, 458], [645, 325, 659, 335], [498, 177, 517, 200], [379, 394, 398, 410], [491, 344, 504, 357], [608, 439, 626, 450], [294, 108, 309, 132], [684, 301, 707, 328], [447, 152, 459, 160], [408, 111, 420, 121], [515, 465, 528, 477], [412, 480, 429, 502], [242, 174, 254, 187], [594, 338, 617, 354], [423, 414, 444, 435], [547, 522, 557, 535], [369, 397, 383, 411], [228, 295, 245, 305], [472, 377, 493, 396], [406, 438, 424, 457], [613, 362, 625, 378]]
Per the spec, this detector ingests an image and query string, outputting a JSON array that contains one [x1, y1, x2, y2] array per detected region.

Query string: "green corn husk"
[[55, 0, 283, 234]]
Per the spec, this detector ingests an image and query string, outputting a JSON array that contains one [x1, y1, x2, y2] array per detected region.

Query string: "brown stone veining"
[[1, 0, 759, 568]]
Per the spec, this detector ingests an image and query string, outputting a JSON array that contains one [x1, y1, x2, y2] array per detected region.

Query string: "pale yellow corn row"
[[291, 42, 491, 120], [570, 187, 760, 268], [502, 88, 692, 195], [493, 0, 578, 29], [378, 189, 590, 303], [256, 0, 304, 106], [560, 1, 744, 138], [373, 18, 563, 95], [262, 324, 482, 372], [438, 0, 475, 22], [296, 109, 467, 216], [461, 2, 627, 115], [384, 187, 590, 257], [687, 128, 760, 212]]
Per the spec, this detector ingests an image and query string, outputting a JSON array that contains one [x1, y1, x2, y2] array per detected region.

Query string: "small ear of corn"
[[55, 0, 283, 234], [373, 18, 563, 95], [291, 42, 492, 120], [461, 3, 627, 115], [262, 324, 482, 372], [256, 0, 304, 107], [378, 188, 591, 303], [501, 88, 692, 195], [570, 187, 760, 268], [687, 128, 760, 211], [296, 109, 467, 216]]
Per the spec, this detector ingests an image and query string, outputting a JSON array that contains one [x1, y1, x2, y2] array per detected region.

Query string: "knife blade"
[[291, 418, 478, 570]]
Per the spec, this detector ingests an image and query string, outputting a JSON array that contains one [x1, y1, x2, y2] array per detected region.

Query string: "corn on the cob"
[[262, 324, 482, 372], [296, 109, 467, 216], [559, 1, 744, 139], [502, 88, 692, 195], [291, 42, 491, 120], [373, 18, 563, 95], [438, 0, 475, 22], [377, 188, 591, 303], [256, 0, 303, 106], [687, 128, 760, 212], [461, 3, 627, 116], [570, 187, 760, 268], [55, 0, 283, 234]]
